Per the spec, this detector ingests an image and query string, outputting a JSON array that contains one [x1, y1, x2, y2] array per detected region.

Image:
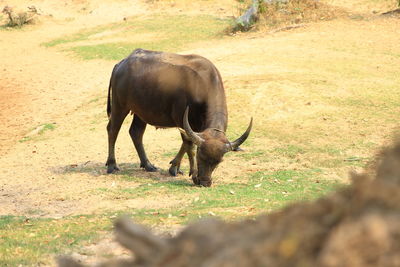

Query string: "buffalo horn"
[[229, 118, 253, 151], [183, 107, 204, 146]]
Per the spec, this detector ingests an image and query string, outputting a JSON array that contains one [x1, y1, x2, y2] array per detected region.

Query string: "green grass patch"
[[95, 169, 341, 222], [43, 27, 109, 47], [19, 123, 57, 143], [0, 215, 112, 266], [0, 169, 340, 265], [39, 123, 56, 134], [44, 14, 230, 60], [189, 169, 340, 216], [88, 169, 340, 226], [94, 179, 192, 200]]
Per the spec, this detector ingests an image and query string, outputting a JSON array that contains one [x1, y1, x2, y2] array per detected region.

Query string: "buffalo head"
[[182, 107, 252, 187]]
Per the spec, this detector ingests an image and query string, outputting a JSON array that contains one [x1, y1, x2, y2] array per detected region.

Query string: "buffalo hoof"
[[107, 165, 120, 174], [192, 176, 200, 185], [169, 165, 184, 176], [141, 162, 157, 172]]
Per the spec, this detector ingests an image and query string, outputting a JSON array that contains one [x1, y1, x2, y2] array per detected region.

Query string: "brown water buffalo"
[[106, 49, 252, 187]]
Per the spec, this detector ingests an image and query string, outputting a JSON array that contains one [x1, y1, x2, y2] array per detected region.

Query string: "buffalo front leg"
[[129, 115, 157, 172], [169, 141, 186, 176], [169, 133, 197, 178], [106, 109, 129, 173], [186, 142, 199, 185], [186, 142, 197, 178]]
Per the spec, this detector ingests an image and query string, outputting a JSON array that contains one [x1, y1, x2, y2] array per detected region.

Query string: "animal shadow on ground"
[[52, 161, 181, 183]]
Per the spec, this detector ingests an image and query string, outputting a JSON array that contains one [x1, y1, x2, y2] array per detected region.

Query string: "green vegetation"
[[94, 168, 340, 221], [0, 215, 112, 266], [19, 123, 57, 143], [0, 169, 339, 265], [43, 14, 230, 60], [39, 123, 56, 134]]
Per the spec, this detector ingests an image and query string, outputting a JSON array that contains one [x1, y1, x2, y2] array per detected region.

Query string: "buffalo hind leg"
[[106, 109, 129, 173], [129, 115, 157, 172]]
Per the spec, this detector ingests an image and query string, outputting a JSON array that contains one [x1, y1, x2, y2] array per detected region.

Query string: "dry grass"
[[235, 0, 399, 32], [1, 6, 38, 27], [324, 0, 399, 14], [257, 0, 349, 30]]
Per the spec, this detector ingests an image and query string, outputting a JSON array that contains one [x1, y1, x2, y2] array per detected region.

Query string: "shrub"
[[2, 6, 38, 27], [231, 0, 347, 32]]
